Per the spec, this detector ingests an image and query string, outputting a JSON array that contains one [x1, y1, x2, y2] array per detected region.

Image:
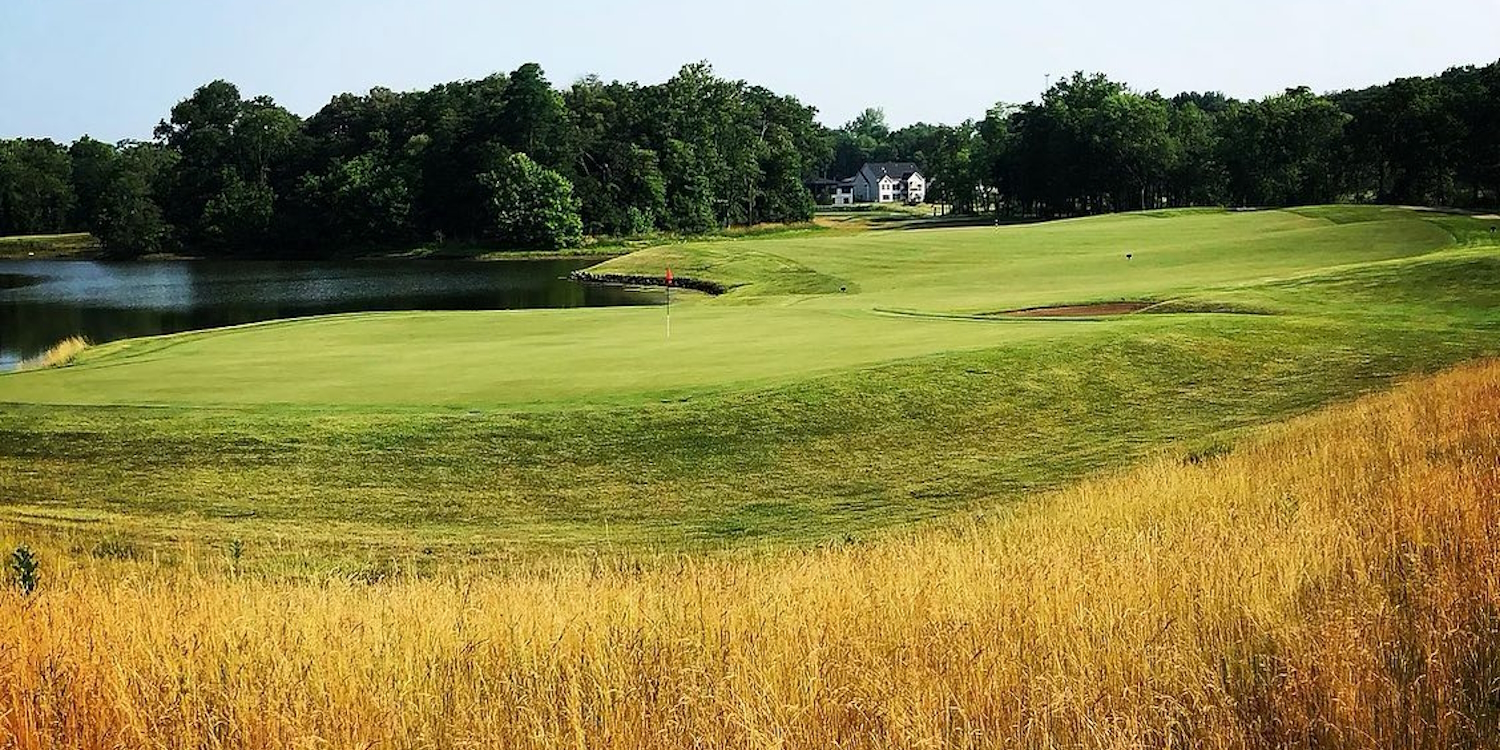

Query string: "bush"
[[8, 546, 39, 595], [479, 152, 584, 250]]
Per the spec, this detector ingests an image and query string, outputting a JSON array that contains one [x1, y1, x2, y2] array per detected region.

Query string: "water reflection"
[[0, 258, 656, 370]]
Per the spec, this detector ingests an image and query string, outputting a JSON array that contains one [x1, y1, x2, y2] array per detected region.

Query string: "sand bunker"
[[1000, 302, 1152, 318]]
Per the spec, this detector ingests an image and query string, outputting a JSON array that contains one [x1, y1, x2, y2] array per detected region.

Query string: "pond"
[[0, 258, 658, 371]]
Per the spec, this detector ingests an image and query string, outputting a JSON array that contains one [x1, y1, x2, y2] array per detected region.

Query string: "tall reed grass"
[[16, 335, 88, 371], [2, 361, 1496, 748]]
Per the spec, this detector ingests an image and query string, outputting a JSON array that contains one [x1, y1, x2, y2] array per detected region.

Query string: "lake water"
[[0, 258, 658, 371]]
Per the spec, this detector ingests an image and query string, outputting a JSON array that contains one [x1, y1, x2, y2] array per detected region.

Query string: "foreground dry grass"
[[2, 362, 1498, 749]]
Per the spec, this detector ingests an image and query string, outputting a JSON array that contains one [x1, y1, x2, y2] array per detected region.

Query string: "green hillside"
[[1, 206, 1497, 570]]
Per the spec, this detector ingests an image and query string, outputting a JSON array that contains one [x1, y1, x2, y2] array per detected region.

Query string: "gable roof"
[[860, 162, 922, 181]]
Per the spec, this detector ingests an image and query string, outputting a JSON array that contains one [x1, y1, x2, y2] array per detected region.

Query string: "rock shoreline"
[[569, 271, 727, 295]]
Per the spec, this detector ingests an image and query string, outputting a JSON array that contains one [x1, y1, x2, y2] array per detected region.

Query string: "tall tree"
[[155, 81, 300, 253], [90, 143, 174, 258], [0, 139, 75, 235], [1221, 88, 1348, 206]]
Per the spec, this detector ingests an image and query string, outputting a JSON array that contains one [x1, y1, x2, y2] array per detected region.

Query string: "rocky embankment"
[[569, 270, 727, 295]]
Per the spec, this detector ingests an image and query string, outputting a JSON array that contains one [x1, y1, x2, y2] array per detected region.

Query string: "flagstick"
[[666, 283, 671, 339]]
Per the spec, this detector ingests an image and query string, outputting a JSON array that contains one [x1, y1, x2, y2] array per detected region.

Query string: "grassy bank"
[[0, 207, 1497, 570], [4, 359, 1496, 747], [0, 232, 99, 259]]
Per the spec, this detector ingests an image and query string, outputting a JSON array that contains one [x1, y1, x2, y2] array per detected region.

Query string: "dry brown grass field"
[[2, 360, 1496, 748]]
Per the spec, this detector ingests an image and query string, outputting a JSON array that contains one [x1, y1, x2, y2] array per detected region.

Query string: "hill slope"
[[0, 206, 1497, 563]]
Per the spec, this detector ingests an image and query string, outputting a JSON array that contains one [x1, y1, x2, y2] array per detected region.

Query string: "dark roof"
[[861, 162, 922, 180]]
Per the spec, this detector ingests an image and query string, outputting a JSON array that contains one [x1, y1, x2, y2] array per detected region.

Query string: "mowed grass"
[[4, 360, 1496, 747], [0, 207, 1472, 408], [0, 206, 1498, 566], [596, 206, 1457, 309], [0, 307, 1070, 407]]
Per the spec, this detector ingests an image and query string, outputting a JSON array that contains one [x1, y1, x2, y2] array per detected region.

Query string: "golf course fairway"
[[2, 205, 1497, 570]]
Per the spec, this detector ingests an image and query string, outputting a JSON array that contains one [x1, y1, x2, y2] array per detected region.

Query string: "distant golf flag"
[[665, 267, 673, 339]]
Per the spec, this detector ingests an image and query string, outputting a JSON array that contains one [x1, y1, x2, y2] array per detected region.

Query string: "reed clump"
[[1, 361, 1497, 749], [17, 335, 88, 371]]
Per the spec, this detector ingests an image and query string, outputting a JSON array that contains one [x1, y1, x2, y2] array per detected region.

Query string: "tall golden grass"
[[16, 335, 88, 371], [2, 362, 1497, 749]]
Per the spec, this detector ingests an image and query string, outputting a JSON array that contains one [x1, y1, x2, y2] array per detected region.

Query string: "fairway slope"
[[0, 206, 1497, 561], [0, 206, 1484, 409]]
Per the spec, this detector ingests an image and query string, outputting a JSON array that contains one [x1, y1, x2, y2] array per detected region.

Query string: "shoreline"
[[569, 270, 727, 295]]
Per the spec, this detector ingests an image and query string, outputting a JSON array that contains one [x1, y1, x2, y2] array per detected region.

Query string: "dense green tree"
[[830, 108, 898, 178], [755, 124, 816, 223], [90, 143, 173, 258], [846, 107, 890, 142], [1220, 88, 1348, 206], [479, 152, 582, 249], [0, 139, 75, 235], [200, 170, 274, 250], [294, 151, 416, 248], [1165, 103, 1226, 206], [153, 81, 301, 253], [661, 139, 717, 233], [499, 63, 571, 165], [1451, 63, 1500, 205], [67, 136, 117, 228], [564, 77, 672, 235]]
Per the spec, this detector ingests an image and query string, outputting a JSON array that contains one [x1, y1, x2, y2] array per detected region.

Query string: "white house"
[[852, 162, 925, 204], [832, 178, 855, 205]]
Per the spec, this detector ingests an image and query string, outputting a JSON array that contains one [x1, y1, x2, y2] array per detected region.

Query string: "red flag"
[[665, 267, 674, 286]]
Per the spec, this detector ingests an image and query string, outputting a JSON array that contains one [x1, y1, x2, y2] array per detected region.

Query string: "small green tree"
[[479, 152, 583, 250], [9, 546, 39, 596]]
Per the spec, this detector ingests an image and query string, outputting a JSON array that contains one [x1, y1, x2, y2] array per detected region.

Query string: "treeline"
[[831, 63, 1500, 216], [1, 60, 1497, 257], [0, 63, 825, 258]]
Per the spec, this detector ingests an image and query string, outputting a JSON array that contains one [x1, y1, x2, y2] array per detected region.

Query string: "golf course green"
[[2, 206, 1497, 571]]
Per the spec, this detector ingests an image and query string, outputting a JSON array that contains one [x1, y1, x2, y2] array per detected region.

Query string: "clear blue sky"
[[3, 0, 1498, 142]]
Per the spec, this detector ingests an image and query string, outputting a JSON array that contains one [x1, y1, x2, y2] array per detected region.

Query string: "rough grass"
[[2, 360, 1496, 748], [16, 336, 88, 371]]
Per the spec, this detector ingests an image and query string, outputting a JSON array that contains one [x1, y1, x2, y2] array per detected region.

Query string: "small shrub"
[[8, 546, 40, 595], [227, 538, 244, 573]]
